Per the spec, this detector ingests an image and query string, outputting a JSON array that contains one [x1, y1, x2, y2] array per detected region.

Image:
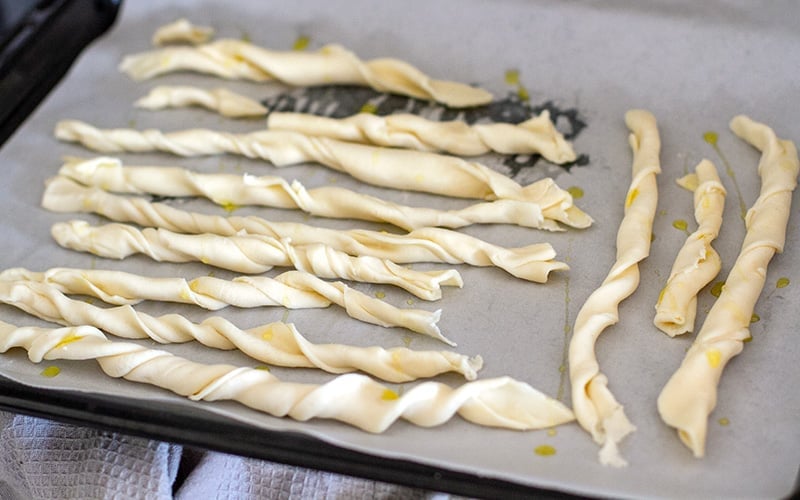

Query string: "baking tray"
[[0, 1, 798, 498]]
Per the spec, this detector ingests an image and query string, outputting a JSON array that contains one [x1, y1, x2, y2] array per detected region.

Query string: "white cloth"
[[0, 411, 446, 499]]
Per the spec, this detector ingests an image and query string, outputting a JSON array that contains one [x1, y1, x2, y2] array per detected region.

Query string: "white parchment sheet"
[[0, 1, 797, 497]]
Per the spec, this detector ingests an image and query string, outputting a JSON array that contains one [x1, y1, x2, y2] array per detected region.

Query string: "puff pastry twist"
[[569, 110, 661, 467], [50, 220, 463, 301], [654, 159, 726, 336], [119, 39, 493, 108], [0, 320, 575, 432]]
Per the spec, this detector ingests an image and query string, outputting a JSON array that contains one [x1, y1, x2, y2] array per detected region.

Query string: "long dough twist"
[[569, 110, 661, 467], [58, 157, 587, 231], [658, 115, 799, 457], [267, 111, 576, 164], [135, 86, 267, 117], [119, 39, 493, 108], [42, 176, 568, 282], [0, 280, 468, 378], [50, 220, 463, 301], [0, 320, 574, 432], [0, 267, 444, 339], [654, 159, 726, 336], [53, 120, 593, 219]]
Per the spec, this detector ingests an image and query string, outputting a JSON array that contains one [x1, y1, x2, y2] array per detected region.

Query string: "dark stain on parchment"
[[263, 87, 589, 177]]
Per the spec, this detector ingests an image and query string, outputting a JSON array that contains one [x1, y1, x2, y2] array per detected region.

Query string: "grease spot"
[[710, 281, 725, 298], [567, 186, 584, 200], [534, 444, 557, 456], [292, 35, 310, 51], [41, 366, 61, 378], [776, 277, 790, 289]]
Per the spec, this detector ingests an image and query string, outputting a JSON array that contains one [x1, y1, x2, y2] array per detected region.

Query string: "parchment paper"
[[0, 1, 798, 497]]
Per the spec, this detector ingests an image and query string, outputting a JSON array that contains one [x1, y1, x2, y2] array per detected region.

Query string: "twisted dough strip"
[[53, 120, 592, 220], [569, 110, 661, 467], [42, 176, 568, 282], [0, 280, 468, 378], [119, 39, 493, 108], [0, 267, 444, 339], [0, 320, 574, 432], [658, 116, 799, 457], [267, 111, 576, 164], [50, 220, 463, 301], [152, 19, 214, 46], [654, 159, 726, 336], [135, 86, 268, 118], [58, 157, 586, 231]]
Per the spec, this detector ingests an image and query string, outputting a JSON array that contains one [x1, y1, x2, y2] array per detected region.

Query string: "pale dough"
[[657, 115, 799, 457], [267, 110, 576, 164], [0, 280, 468, 379], [119, 39, 493, 108], [151, 19, 214, 46], [49, 220, 464, 303], [42, 176, 569, 283], [59, 157, 590, 231], [0, 267, 444, 340], [654, 159, 726, 336], [135, 86, 268, 117], [0, 320, 575, 432], [53, 120, 593, 222], [568, 109, 661, 467]]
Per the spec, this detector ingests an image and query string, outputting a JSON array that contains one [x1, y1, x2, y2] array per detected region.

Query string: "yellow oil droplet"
[[534, 444, 556, 456], [718, 417, 730, 426], [54, 333, 83, 349], [221, 201, 239, 213], [743, 335, 753, 343], [672, 219, 688, 232], [406, 298, 415, 306], [558, 364, 566, 373], [703, 131, 718, 146], [710, 281, 725, 297], [401, 335, 413, 347], [381, 389, 399, 401], [292, 35, 310, 51], [651, 232, 656, 242], [547, 428, 557, 437], [504, 69, 520, 85], [567, 186, 584, 200], [374, 291, 386, 299], [517, 85, 530, 102], [776, 277, 790, 289], [750, 313, 760, 323], [360, 102, 378, 114], [626, 188, 639, 207], [254, 365, 270, 371], [41, 366, 61, 378], [705, 349, 721, 368]]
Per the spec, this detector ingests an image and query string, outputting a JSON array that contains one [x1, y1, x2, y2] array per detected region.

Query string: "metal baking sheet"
[[0, 1, 798, 498]]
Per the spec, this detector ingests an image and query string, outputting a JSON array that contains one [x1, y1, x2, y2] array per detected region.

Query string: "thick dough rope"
[[50, 220, 463, 301], [151, 19, 214, 46], [58, 157, 588, 231], [654, 159, 726, 336], [53, 120, 593, 219], [0, 320, 574, 432], [0, 280, 468, 377], [658, 116, 799, 457], [42, 176, 568, 283], [0, 267, 444, 339], [568, 110, 661, 467], [267, 111, 577, 164], [135, 86, 268, 118], [119, 39, 493, 108]]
